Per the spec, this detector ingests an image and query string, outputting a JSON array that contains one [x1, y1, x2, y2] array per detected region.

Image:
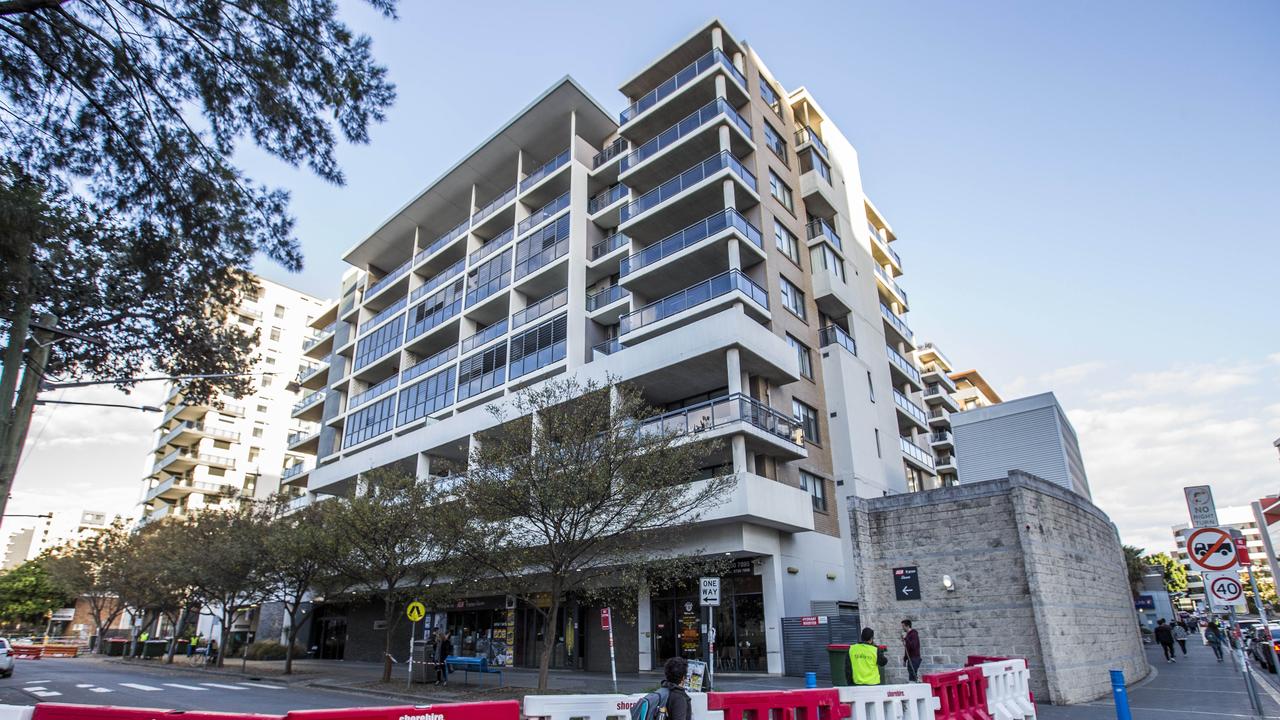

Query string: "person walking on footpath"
[[1154, 619, 1176, 663], [1173, 622, 1188, 656], [661, 657, 693, 720], [1206, 620, 1225, 663], [849, 627, 888, 685], [902, 619, 922, 682], [434, 628, 453, 685]]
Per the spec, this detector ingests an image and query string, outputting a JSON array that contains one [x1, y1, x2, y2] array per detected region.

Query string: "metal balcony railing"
[[293, 390, 326, 414], [360, 297, 406, 337], [513, 289, 567, 329], [887, 346, 922, 385], [591, 233, 629, 260], [900, 437, 935, 470], [620, 151, 756, 224], [620, 98, 752, 173], [620, 270, 767, 334], [619, 48, 746, 124], [281, 463, 311, 481], [364, 258, 412, 301], [592, 138, 629, 168], [417, 219, 470, 264], [461, 319, 508, 356], [638, 393, 803, 447], [518, 191, 570, 235], [893, 390, 929, 425], [794, 126, 830, 161], [818, 325, 856, 355], [412, 259, 467, 303], [588, 183, 629, 214], [805, 218, 842, 251], [468, 228, 514, 267], [620, 209, 762, 276], [586, 285, 629, 311], [302, 323, 336, 351], [520, 149, 570, 192], [472, 185, 516, 225], [350, 374, 400, 409], [880, 304, 914, 343], [592, 338, 621, 358], [873, 265, 909, 304], [401, 345, 458, 384]]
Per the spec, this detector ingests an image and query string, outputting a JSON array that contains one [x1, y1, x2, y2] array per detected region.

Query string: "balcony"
[[794, 126, 830, 162], [281, 494, 314, 514], [935, 453, 957, 473], [520, 149, 570, 193], [359, 297, 406, 338], [620, 270, 768, 340], [302, 322, 337, 359], [928, 407, 951, 427], [818, 325, 856, 356], [893, 389, 929, 430], [638, 392, 806, 460], [281, 462, 312, 483], [145, 475, 232, 503], [586, 284, 630, 324], [812, 259, 855, 318], [590, 233, 630, 263], [287, 428, 320, 454], [592, 138, 629, 170], [513, 234, 569, 285], [900, 436, 936, 473], [887, 345, 923, 390], [513, 288, 567, 330], [618, 48, 749, 138], [296, 360, 328, 391], [518, 191, 570, 236], [868, 223, 902, 272], [880, 304, 915, 348], [619, 98, 754, 189], [805, 218, 842, 252], [929, 431, 954, 450], [472, 184, 516, 227], [920, 362, 957, 392], [874, 265, 909, 308], [619, 209, 764, 295], [619, 151, 758, 237], [363, 258, 412, 304], [592, 338, 621, 360], [923, 384, 961, 413], [414, 258, 467, 302], [696, 472, 816, 533], [401, 345, 458, 385], [156, 420, 240, 450], [152, 448, 236, 475], [416, 219, 470, 266], [799, 155, 839, 217], [587, 183, 630, 226], [292, 389, 326, 421], [350, 374, 400, 411], [460, 319, 507, 356]]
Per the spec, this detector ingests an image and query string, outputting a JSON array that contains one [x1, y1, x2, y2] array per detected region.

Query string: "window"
[[248, 447, 260, 462], [256, 404, 268, 413], [799, 470, 828, 511], [457, 344, 507, 402], [213, 439, 231, 450], [407, 278, 464, 339], [509, 315, 568, 379], [774, 220, 800, 264], [466, 249, 514, 306], [274, 304, 286, 318], [344, 395, 396, 447], [779, 276, 806, 320], [875, 428, 882, 457], [261, 374, 272, 387], [810, 244, 845, 281], [397, 366, 456, 425], [270, 327, 282, 341], [252, 427, 264, 438], [792, 399, 820, 444], [867, 371, 876, 402], [207, 466, 226, 477], [787, 335, 813, 380], [760, 76, 782, 115], [768, 171, 794, 213], [354, 313, 405, 370], [265, 356, 276, 365], [763, 121, 787, 165]]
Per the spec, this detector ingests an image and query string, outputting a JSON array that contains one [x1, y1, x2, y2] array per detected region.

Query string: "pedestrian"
[[849, 627, 888, 685], [1154, 619, 1176, 663], [1173, 622, 1188, 655], [208, 638, 219, 665], [901, 619, 922, 682], [661, 657, 693, 720], [187, 632, 199, 658], [1205, 621, 1225, 663], [434, 629, 453, 685]]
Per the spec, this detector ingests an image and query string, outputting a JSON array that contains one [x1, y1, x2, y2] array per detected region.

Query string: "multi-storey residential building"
[[951, 368, 1002, 411], [913, 342, 961, 488], [301, 20, 942, 674], [1173, 505, 1274, 608], [139, 276, 327, 524]]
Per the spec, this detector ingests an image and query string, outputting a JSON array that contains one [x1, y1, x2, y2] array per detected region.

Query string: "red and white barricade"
[[838, 684, 939, 720], [973, 660, 1035, 720]]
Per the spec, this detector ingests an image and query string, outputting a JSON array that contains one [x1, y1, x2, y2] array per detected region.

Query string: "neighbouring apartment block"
[[138, 276, 328, 524]]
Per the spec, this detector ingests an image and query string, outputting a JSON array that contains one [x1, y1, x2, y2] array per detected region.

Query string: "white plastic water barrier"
[[976, 659, 1036, 720], [837, 684, 939, 720], [522, 693, 721, 720], [0, 706, 33, 720]]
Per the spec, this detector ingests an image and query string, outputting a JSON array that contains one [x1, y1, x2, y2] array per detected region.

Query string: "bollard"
[[805, 672, 817, 689], [1110, 669, 1132, 720]]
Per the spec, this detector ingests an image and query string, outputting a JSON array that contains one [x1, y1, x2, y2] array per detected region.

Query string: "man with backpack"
[[630, 657, 692, 720], [849, 627, 888, 685]]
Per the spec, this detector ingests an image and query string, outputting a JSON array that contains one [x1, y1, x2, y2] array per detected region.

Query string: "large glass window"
[[344, 395, 395, 447], [509, 314, 567, 379], [515, 215, 570, 279], [457, 344, 507, 401], [652, 570, 766, 672], [353, 314, 404, 370], [792, 399, 820, 444], [799, 470, 828, 511], [406, 278, 464, 340], [397, 365, 456, 426], [774, 220, 800, 265], [759, 77, 782, 116], [762, 121, 788, 165], [810, 244, 845, 281], [779, 276, 806, 320], [786, 334, 812, 380], [466, 249, 513, 307], [768, 171, 794, 213]]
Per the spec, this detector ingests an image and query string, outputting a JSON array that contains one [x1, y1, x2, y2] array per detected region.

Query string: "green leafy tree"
[[454, 377, 734, 691], [1145, 552, 1188, 594], [326, 468, 459, 683], [42, 520, 132, 651], [1122, 545, 1147, 598], [0, 0, 398, 517], [0, 558, 72, 628], [261, 496, 343, 675]]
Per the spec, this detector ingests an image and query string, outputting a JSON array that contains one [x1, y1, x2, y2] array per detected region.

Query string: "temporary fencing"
[[973, 660, 1035, 720], [285, 701, 520, 720], [31, 704, 284, 719], [0, 705, 33, 720], [11, 646, 43, 660], [837, 684, 938, 720], [922, 668, 993, 720], [709, 689, 850, 720], [524, 693, 717, 720]]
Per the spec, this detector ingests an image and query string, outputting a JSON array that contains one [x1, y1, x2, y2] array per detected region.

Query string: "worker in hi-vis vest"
[[849, 627, 888, 685]]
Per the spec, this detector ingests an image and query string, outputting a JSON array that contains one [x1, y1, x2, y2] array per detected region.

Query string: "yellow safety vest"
[[849, 643, 880, 685]]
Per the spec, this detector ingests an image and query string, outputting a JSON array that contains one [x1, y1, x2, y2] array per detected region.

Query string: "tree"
[[454, 377, 734, 691], [0, 558, 71, 628], [326, 468, 459, 683], [1145, 552, 1188, 595], [0, 0, 398, 518], [178, 506, 271, 667], [261, 496, 342, 675], [112, 518, 190, 655], [42, 520, 132, 651], [1122, 545, 1147, 598]]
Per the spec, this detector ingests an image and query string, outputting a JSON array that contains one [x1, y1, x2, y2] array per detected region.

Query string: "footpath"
[[1040, 643, 1280, 720]]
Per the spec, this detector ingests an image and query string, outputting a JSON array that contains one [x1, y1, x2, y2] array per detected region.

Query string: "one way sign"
[[894, 566, 921, 601]]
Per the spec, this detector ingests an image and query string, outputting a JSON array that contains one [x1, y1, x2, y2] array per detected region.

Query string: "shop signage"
[[1134, 595, 1155, 610]]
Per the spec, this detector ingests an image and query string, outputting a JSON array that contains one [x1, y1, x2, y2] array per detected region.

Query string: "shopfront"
[[438, 596, 516, 666], [651, 560, 768, 672]]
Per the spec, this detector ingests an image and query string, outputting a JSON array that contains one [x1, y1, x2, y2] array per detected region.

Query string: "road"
[[0, 657, 387, 714]]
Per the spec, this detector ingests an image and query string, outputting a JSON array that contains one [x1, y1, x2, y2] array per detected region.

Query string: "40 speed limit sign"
[[1203, 571, 1245, 611]]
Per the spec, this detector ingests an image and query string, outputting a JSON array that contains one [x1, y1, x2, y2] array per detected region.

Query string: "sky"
[[10, 1, 1280, 555]]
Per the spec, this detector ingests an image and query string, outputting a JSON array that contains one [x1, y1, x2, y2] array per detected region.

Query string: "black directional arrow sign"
[[894, 566, 921, 601]]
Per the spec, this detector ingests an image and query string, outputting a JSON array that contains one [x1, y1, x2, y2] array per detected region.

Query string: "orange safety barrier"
[[710, 689, 851, 720], [286, 700, 521, 720], [32, 704, 283, 720], [10, 646, 42, 660], [923, 669, 993, 720], [39, 646, 78, 658]]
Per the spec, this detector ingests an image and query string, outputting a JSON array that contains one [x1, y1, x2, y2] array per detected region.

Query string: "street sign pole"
[[407, 618, 416, 689], [1229, 605, 1263, 715], [606, 608, 618, 693], [700, 577, 720, 691]]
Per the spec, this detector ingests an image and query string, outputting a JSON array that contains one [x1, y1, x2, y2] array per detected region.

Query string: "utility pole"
[[0, 312, 57, 523]]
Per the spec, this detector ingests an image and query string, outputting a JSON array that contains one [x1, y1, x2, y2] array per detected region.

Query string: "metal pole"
[[1110, 669, 1132, 720], [1229, 606, 1263, 715], [407, 619, 415, 689], [607, 608, 618, 694], [708, 608, 715, 692]]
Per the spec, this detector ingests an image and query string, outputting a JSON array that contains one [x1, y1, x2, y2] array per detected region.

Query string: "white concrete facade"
[[301, 20, 943, 675], [138, 276, 328, 524]]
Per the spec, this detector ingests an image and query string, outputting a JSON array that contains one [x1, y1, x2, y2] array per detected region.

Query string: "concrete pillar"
[[732, 52, 745, 75], [727, 349, 747, 474], [722, 178, 736, 209], [468, 433, 482, 461], [758, 555, 786, 674], [719, 125, 731, 152], [637, 583, 652, 671], [711, 27, 723, 51], [715, 74, 727, 100], [415, 453, 432, 482]]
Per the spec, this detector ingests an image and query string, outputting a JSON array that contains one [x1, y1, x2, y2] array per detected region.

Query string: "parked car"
[[1249, 626, 1279, 674], [0, 638, 14, 678]]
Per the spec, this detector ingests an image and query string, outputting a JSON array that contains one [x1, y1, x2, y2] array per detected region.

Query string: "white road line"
[[75, 684, 93, 688], [21, 680, 50, 684], [90, 688, 113, 693], [22, 687, 45, 691], [27, 691, 61, 698], [162, 683, 208, 691], [238, 682, 285, 690], [119, 682, 163, 692], [199, 682, 247, 690]]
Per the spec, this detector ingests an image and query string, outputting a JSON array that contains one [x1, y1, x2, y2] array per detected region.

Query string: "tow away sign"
[[1184, 527, 1238, 573]]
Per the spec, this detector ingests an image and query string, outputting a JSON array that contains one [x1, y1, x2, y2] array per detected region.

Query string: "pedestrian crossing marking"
[[162, 683, 207, 691], [200, 682, 247, 690], [90, 688, 113, 693], [119, 682, 162, 691], [22, 680, 50, 684], [75, 684, 93, 688], [239, 682, 285, 690], [24, 688, 61, 698]]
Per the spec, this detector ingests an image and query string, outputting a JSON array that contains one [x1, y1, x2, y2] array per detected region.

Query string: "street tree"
[[0, 0, 399, 518], [179, 506, 271, 667], [454, 377, 734, 690], [0, 557, 71, 629], [112, 519, 189, 654], [261, 496, 343, 675], [326, 468, 459, 683], [1122, 545, 1147, 598], [1145, 551, 1188, 595], [42, 519, 132, 651]]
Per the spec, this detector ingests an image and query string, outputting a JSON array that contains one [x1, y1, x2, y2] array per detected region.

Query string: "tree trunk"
[[381, 594, 394, 682], [537, 583, 563, 692], [0, 310, 53, 523], [283, 599, 301, 675], [165, 606, 189, 664], [217, 610, 231, 668]]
